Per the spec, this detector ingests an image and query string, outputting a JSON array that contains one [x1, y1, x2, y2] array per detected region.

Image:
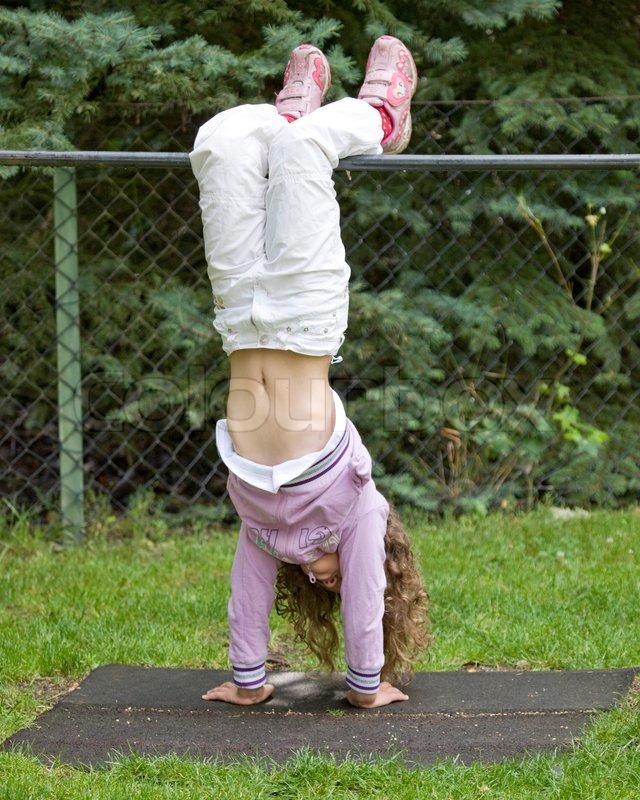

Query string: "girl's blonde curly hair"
[[274, 505, 430, 683]]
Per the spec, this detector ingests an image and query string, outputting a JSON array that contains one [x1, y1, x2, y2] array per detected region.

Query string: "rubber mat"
[[3, 665, 637, 766]]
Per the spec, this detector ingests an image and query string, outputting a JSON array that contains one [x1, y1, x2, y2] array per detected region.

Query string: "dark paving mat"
[[3, 665, 637, 767]]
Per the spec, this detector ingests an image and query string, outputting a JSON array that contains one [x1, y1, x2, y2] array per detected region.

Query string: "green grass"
[[1, 503, 639, 798]]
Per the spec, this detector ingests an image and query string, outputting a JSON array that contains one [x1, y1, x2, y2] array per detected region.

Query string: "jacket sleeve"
[[228, 523, 280, 689], [338, 487, 389, 693]]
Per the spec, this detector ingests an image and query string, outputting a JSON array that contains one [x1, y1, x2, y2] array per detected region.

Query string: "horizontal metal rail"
[[2, 150, 640, 171]]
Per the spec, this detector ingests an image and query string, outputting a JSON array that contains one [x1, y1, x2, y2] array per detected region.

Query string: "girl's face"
[[302, 552, 342, 593]]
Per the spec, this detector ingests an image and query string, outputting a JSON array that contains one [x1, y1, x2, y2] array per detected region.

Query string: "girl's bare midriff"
[[227, 349, 336, 465]]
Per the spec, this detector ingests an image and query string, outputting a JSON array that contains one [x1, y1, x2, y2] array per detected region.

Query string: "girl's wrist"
[[236, 686, 267, 700], [346, 689, 377, 707]]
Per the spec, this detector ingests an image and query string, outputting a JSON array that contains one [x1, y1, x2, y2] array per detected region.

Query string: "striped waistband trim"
[[282, 426, 351, 488]]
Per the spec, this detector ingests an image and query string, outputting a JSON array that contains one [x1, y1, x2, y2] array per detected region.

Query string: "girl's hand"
[[346, 681, 409, 708], [202, 681, 274, 705]]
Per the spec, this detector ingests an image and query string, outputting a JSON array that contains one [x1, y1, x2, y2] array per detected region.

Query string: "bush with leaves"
[[2, 1, 639, 513]]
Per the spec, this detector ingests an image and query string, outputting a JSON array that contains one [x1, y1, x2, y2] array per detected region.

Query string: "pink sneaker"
[[275, 44, 331, 120], [358, 35, 417, 153]]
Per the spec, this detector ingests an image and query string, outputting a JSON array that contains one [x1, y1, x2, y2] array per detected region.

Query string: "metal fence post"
[[53, 167, 84, 543]]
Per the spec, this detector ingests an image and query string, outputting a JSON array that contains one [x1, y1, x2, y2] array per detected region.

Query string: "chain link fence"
[[2, 98, 640, 531]]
